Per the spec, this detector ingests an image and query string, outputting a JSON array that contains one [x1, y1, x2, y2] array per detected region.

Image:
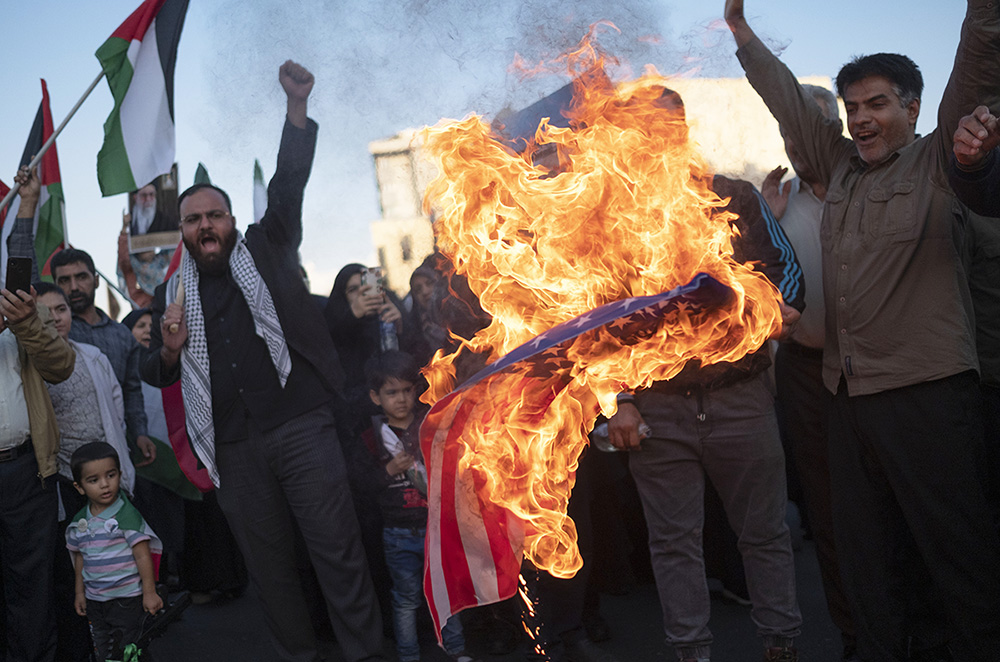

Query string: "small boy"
[[364, 351, 476, 662], [66, 442, 162, 661]]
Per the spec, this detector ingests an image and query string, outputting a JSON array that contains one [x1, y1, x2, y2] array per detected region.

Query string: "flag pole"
[[95, 266, 132, 304], [0, 70, 106, 212], [168, 244, 186, 332]]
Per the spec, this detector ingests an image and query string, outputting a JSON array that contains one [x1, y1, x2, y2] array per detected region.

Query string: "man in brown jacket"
[[1, 173, 76, 662], [727, 1, 1000, 660]]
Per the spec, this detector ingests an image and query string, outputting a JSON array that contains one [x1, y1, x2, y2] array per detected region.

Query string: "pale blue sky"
[[1, 1, 966, 299]]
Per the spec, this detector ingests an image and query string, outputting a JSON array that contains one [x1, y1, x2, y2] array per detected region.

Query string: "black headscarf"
[[121, 307, 152, 331], [324, 263, 380, 391]]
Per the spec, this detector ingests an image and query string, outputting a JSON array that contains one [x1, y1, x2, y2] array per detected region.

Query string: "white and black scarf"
[[166, 233, 291, 487]]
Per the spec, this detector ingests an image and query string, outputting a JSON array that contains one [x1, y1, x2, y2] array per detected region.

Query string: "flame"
[[419, 26, 783, 577]]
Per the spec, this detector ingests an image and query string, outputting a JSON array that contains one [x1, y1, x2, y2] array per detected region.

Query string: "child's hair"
[[366, 350, 419, 392], [71, 442, 121, 483], [32, 281, 69, 304]]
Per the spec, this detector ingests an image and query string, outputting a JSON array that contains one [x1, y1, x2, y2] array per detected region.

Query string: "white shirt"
[[0, 329, 32, 448], [778, 177, 826, 349]]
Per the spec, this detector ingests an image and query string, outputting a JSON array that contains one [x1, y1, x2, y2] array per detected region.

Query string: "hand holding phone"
[[4, 257, 32, 295]]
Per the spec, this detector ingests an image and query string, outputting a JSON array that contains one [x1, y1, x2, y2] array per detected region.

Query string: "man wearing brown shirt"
[[726, 1, 1000, 661]]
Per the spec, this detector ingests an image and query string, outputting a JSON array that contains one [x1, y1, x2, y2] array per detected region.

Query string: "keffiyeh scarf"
[[166, 233, 291, 487]]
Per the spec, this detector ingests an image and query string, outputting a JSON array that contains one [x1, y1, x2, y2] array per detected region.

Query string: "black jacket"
[[141, 117, 344, 401]]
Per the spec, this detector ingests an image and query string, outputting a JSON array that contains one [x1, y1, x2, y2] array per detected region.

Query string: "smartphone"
[[361, 267, 384, 296], [4, 257, 32, 294]]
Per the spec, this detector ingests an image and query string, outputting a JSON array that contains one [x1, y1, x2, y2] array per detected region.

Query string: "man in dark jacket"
[[140, 61, 385, 662]]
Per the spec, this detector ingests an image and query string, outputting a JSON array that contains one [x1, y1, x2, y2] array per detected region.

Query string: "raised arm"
[[281, 60, 313, 130], [259, 60, 318, 249], [726, 0, 852, 190], [949, 106, 1000, 217], [724, 0, 754, 48], [3, 289, 75, 383], [933, 0, 1000, 171], [10, 165, 42, 284]]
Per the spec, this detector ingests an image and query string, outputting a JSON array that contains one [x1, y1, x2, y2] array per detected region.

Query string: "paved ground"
[[148, 509, 845, 662]]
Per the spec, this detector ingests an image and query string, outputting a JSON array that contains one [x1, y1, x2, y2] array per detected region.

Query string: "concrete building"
[[368, 130, 437, 296], [368, 75, 843, 294]]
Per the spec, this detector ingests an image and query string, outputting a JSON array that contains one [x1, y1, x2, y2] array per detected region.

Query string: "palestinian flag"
[[193, 162, 211, 185], [0, 80, 67, 286], [95, 0, 189, 196], [253, 159, 267, 223]]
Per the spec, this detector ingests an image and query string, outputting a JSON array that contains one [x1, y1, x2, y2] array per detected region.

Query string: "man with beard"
[[140, 61, 387, 662], [49, 250, 157, 471]]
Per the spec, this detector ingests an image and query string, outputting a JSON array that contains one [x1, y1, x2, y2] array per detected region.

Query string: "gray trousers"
[[629, 371, 802, 659], [215, 406, 386, 662]]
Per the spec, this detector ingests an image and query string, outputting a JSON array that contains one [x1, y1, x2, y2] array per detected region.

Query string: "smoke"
[[193, 1, 736, 284], [202, 0, 683, 133]]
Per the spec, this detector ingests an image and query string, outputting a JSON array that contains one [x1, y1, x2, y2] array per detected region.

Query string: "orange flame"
[[419, 26, 783, 577]]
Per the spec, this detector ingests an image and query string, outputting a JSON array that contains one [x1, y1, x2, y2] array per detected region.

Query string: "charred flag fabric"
[[95, 0, 189, 196], [0, 80, 66, 287], [420, 272, 734, 639]]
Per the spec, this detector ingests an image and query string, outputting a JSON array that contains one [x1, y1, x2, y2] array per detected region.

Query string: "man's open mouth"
[[856, 130, 878, 145]]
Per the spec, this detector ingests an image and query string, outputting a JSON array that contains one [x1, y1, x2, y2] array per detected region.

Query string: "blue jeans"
[[383, 526, 464, 661]]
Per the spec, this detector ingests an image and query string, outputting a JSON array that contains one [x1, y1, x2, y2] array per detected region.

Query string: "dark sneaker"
[[764, 646, 798, 662]]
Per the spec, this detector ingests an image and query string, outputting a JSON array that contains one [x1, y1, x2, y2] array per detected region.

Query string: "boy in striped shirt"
[[66, 442, 162, 660]]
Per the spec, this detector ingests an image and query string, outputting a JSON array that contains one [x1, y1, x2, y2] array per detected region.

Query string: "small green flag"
[[194, 162, 211, 185]]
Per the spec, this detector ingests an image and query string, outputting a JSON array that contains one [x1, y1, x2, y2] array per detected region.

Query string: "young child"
[[66, 442, 162, 661], [364, 351, 476, 662]]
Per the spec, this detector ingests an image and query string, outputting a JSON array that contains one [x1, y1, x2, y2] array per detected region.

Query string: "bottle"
[[590, 421, 651, 452], [380, 319, 399, 352]]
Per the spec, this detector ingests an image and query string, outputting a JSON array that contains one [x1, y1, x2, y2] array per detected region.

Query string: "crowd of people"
[[2, 1, 1000, 661]]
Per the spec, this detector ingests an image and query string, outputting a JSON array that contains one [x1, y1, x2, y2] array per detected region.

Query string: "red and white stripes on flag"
[[422, 388, 525, 641], [95, 0, 189, 197]]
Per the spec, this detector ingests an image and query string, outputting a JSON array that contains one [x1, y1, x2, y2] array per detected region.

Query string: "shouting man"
[[140, 61, 386, 662]]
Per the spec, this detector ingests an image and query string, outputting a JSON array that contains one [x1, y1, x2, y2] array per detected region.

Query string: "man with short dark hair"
[[49, 247, 155, 467], [726, 1, 1000, 659], [140, 60, 386, 662]]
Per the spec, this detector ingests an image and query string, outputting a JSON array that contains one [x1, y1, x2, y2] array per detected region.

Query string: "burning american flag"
[[419, 25, 787, 637]]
